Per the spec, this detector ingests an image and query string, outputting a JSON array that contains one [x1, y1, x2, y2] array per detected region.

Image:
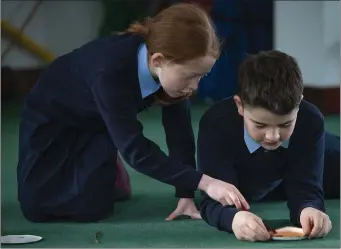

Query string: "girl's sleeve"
[[90, 70, 203, 191], [162, 99, 197, 198]]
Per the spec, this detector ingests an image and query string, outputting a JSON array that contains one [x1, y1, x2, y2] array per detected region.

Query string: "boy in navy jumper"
[[198, 50, 339, 241], [17, 3, 249, 223]]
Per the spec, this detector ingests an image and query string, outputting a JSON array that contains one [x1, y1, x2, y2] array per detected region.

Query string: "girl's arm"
[[162, 99, 196, 198]]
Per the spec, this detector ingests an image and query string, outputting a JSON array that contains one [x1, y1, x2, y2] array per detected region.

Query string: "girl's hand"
[[166, 198, 201, 221], [198, 175, 250, 210]]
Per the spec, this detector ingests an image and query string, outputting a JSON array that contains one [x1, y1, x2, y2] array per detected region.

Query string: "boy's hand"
[[165, 198, 201, 221], [300, 207, 332, 238], [232, 211, 271, 242]]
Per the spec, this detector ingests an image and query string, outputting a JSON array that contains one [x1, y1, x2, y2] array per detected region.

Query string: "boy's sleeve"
[[161, 100, 197, 198], [284, 113, 325, 226], [90, 70, 203, 191], [197, 112, 241, 233]]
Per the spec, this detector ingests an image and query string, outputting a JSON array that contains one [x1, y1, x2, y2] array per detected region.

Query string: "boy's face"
[[234, 96, 299, 151]]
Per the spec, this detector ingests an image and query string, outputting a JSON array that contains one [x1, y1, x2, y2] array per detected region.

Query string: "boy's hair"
[[238, 50, 303, 115], [125, 3, 221, 63]]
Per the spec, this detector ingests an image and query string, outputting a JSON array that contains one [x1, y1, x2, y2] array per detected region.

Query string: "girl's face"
[[149, 53, 217, 98]]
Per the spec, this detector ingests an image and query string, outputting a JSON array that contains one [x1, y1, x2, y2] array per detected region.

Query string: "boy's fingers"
[[316, 224, 326, 238], [241, 231, 256, 242], [254, 217, 268, 234], [300, 217, 312, 236], [309, 217, 323, 238]]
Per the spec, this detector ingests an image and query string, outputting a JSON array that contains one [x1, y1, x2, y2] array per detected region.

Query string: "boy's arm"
[[162, 99, 196, 198], [284, 114, 325, 226], [197, 112, 241, 232]]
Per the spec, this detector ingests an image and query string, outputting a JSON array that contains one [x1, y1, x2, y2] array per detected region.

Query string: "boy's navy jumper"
[[197, 97, 340, 232]]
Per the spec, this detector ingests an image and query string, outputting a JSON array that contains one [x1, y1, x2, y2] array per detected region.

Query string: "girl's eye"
[[189, 75, 201, 80], [256, 125, 265, 129], [198, 74, 208, 80]]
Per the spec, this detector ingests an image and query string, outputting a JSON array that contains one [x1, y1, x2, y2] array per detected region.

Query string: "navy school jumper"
[[197, 97, 340, 232], [17, 34, 203, 222]]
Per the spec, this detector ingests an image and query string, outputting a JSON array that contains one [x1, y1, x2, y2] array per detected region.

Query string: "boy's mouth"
[[262, 141, 281, 147], [264, 141, 278, 145]]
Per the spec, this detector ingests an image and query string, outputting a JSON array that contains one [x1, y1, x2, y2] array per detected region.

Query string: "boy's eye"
[[255, 125, 265, 129], [279, 123, 291, 128]]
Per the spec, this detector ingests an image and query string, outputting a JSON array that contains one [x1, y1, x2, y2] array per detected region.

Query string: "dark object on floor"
[[1, 66, 45, 102], [1, 66, 14, 101], [304, 86, 340, 115], [95, 231, 102, 244]]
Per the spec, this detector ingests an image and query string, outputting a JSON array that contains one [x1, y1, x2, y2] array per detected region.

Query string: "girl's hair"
[[126, 3, 221, 63]]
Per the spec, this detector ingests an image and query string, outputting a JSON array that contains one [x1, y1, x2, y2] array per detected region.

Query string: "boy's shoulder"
[[199, 97, 242, 133], [289, 100, 324, 150], [295, 100, 324, 132]]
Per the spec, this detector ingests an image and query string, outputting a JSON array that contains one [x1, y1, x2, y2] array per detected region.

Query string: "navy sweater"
[[17, 34, 202, 201], [197, 97, 325, 232]]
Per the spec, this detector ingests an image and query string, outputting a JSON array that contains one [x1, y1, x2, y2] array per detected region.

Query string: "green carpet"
[[1, 102, 340, 248]]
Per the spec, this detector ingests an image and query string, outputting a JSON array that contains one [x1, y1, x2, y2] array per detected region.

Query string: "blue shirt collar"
[[137, 43, 160, 98], [244, 125, 290, 153]]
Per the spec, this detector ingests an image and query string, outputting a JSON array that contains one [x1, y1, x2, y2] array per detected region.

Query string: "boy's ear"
[[233, 95, 244, 116]]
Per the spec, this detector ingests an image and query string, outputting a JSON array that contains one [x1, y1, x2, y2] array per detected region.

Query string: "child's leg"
[[65, 154, 131, 222], [18, 133, 122, 223], [322, 132, 340, 199]]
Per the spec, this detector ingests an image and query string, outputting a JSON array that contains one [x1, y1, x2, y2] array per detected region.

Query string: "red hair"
[[126, 3, 221, 63]]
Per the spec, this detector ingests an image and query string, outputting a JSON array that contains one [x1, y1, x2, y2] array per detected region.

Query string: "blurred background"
[[1, 1, 340, 247], [1, 0, 340, 114]]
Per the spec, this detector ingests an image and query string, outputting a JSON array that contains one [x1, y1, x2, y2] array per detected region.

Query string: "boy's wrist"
[[296, 201, 325, 223]]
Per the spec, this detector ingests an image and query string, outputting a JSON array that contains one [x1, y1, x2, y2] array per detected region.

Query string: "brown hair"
[[237, 50, 303, 115], [126, 3, 221, 63]]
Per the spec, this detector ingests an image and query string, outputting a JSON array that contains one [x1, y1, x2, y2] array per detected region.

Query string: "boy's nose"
[[265, 129, 280, 141]]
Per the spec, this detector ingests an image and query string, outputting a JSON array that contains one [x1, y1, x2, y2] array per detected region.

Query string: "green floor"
[[1, 102, 340, 248]]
